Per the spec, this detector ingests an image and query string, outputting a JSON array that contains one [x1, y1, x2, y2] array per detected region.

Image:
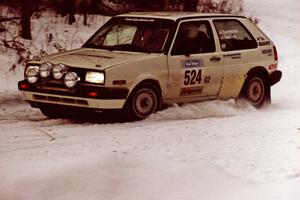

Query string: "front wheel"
[[238, 75, 270, 108], [124, 84, 161, 120]]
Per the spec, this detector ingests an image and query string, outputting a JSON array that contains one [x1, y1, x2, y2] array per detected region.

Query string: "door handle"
[[210, 56, 221, 62]]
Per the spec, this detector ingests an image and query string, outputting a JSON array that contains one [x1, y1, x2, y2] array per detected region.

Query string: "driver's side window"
[[171, 20, 215, 55]]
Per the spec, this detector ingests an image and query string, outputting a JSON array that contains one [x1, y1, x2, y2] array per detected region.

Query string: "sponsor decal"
[[259, 41, 271, 46], [262, 49, 273, 56], [257, 36, 266, 41], [180, 86, 203, 96], [182, 59, 203, 68], [125, 18, 155, 22], [223, 53, 241, 59], [218, 29, 238, 40], [204, 76, 211, 83]]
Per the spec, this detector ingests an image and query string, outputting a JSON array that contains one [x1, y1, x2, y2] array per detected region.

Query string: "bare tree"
[[183, 0, 198, 11], [68, 0, 76, 24], [21, 0, 32, 39], [61, 0, 76, 24], [80, 0, 88, 25]]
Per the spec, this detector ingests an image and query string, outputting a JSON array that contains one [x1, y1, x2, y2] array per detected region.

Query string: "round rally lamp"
[[52, 63, 67, 80], [39, 62, 52, 78], [64, 72, 79, 88], [26, 68, 39, 84]]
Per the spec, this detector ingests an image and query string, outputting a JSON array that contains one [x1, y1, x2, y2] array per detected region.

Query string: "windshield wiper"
[[83, 43, 151, 53], [112, 44, 151, 54], [83, 44, 115, 51]]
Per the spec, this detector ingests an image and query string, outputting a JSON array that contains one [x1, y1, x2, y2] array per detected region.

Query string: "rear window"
[[214, 19, 257, 51]]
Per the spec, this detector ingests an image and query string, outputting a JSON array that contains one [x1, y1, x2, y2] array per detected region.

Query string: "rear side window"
[[171, 21, 215, 55], [214, 20, 257, 51]]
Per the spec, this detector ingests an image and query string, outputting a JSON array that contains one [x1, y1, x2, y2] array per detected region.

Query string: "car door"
[[212, 19, 259, 98], [166, 19, 224, 102]]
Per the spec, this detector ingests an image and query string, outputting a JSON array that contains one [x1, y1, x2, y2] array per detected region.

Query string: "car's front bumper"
[[18, 80, 128, 110], [269, 70, 282, 86]]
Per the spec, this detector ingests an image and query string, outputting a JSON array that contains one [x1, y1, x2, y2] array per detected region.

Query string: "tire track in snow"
[[148, 100, 256, 122]]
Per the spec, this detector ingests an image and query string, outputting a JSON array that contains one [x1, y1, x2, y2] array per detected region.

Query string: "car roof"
[[118, 11, 245, 21]]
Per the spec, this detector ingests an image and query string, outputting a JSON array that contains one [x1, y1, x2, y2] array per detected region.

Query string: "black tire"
[[238, 75, 271, 108], [124, 83, 161, 120]]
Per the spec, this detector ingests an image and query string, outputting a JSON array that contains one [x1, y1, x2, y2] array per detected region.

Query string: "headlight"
[[52, 63, 67, 80], [39, 62, 52, 78], [85, 71, 105, 84], [26, 67, 39, 84], [64, 72, 80, 88]]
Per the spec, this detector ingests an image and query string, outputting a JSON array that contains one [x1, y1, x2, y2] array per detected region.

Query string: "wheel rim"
[[133, 88, 157, 119], [247, 77, 265, 106]]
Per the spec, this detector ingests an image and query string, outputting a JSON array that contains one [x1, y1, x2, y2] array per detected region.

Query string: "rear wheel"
[[238, 75, 270, 108], [124, 83, 161, 120]]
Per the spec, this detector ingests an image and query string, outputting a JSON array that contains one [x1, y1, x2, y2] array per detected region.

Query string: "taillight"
[[273, 46, 278, 61]]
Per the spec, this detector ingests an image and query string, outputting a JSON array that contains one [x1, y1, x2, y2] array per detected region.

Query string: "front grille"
[[33, 94, 88, 106], [37, 79, 71, 90]]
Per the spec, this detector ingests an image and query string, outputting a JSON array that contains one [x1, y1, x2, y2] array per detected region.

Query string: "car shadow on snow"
[[50, 110, 130, 124]]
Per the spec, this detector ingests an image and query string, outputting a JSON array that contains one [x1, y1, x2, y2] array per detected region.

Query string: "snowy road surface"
[[1, 0, 300, 199], [1, 90, 300, 199]]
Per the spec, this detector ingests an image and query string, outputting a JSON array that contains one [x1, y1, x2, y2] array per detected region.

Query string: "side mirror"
[[183, 46, 191, 57]]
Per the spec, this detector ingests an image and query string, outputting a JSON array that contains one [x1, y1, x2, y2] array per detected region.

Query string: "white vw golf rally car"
[[18, 12, 282, 120]]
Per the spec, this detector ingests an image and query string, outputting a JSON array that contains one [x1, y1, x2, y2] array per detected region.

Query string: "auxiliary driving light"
[[26, 68, 39, 84], [64, 72, 80, 88], [52, 63, 67, 80], [39, 62, 52, 78]]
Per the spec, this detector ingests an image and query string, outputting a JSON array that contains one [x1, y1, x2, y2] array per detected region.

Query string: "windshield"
[[83, 17, 174, 53]]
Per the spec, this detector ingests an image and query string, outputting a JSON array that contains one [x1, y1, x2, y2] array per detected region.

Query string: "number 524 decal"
[[184, 69, 202, 85]]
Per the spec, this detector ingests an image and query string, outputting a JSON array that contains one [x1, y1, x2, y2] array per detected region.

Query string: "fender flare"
[[239, 66, 269, 97], [124, 78, 163, 110]]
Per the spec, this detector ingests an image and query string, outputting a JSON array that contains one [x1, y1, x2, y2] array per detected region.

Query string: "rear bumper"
[[269, 70, 282, 86]]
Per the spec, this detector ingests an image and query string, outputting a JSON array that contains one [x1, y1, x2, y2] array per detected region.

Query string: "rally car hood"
[[39, 48, 157, 70]]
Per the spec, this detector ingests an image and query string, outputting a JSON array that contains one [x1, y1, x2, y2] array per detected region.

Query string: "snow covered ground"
[[1, 0, 300, 199]]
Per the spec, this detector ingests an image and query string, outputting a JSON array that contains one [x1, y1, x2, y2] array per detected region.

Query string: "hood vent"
[[70, 52, 113, 59]]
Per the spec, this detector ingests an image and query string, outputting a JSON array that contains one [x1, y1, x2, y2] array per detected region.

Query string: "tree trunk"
[[68, 0, 76, 24], [82, 0, 88, 25], [90, 0, 98, 14], [21, 0, 32, 40], [83, 13, 87, 26], [183, 0, 198, 11], [62, 0, 76, 24]]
